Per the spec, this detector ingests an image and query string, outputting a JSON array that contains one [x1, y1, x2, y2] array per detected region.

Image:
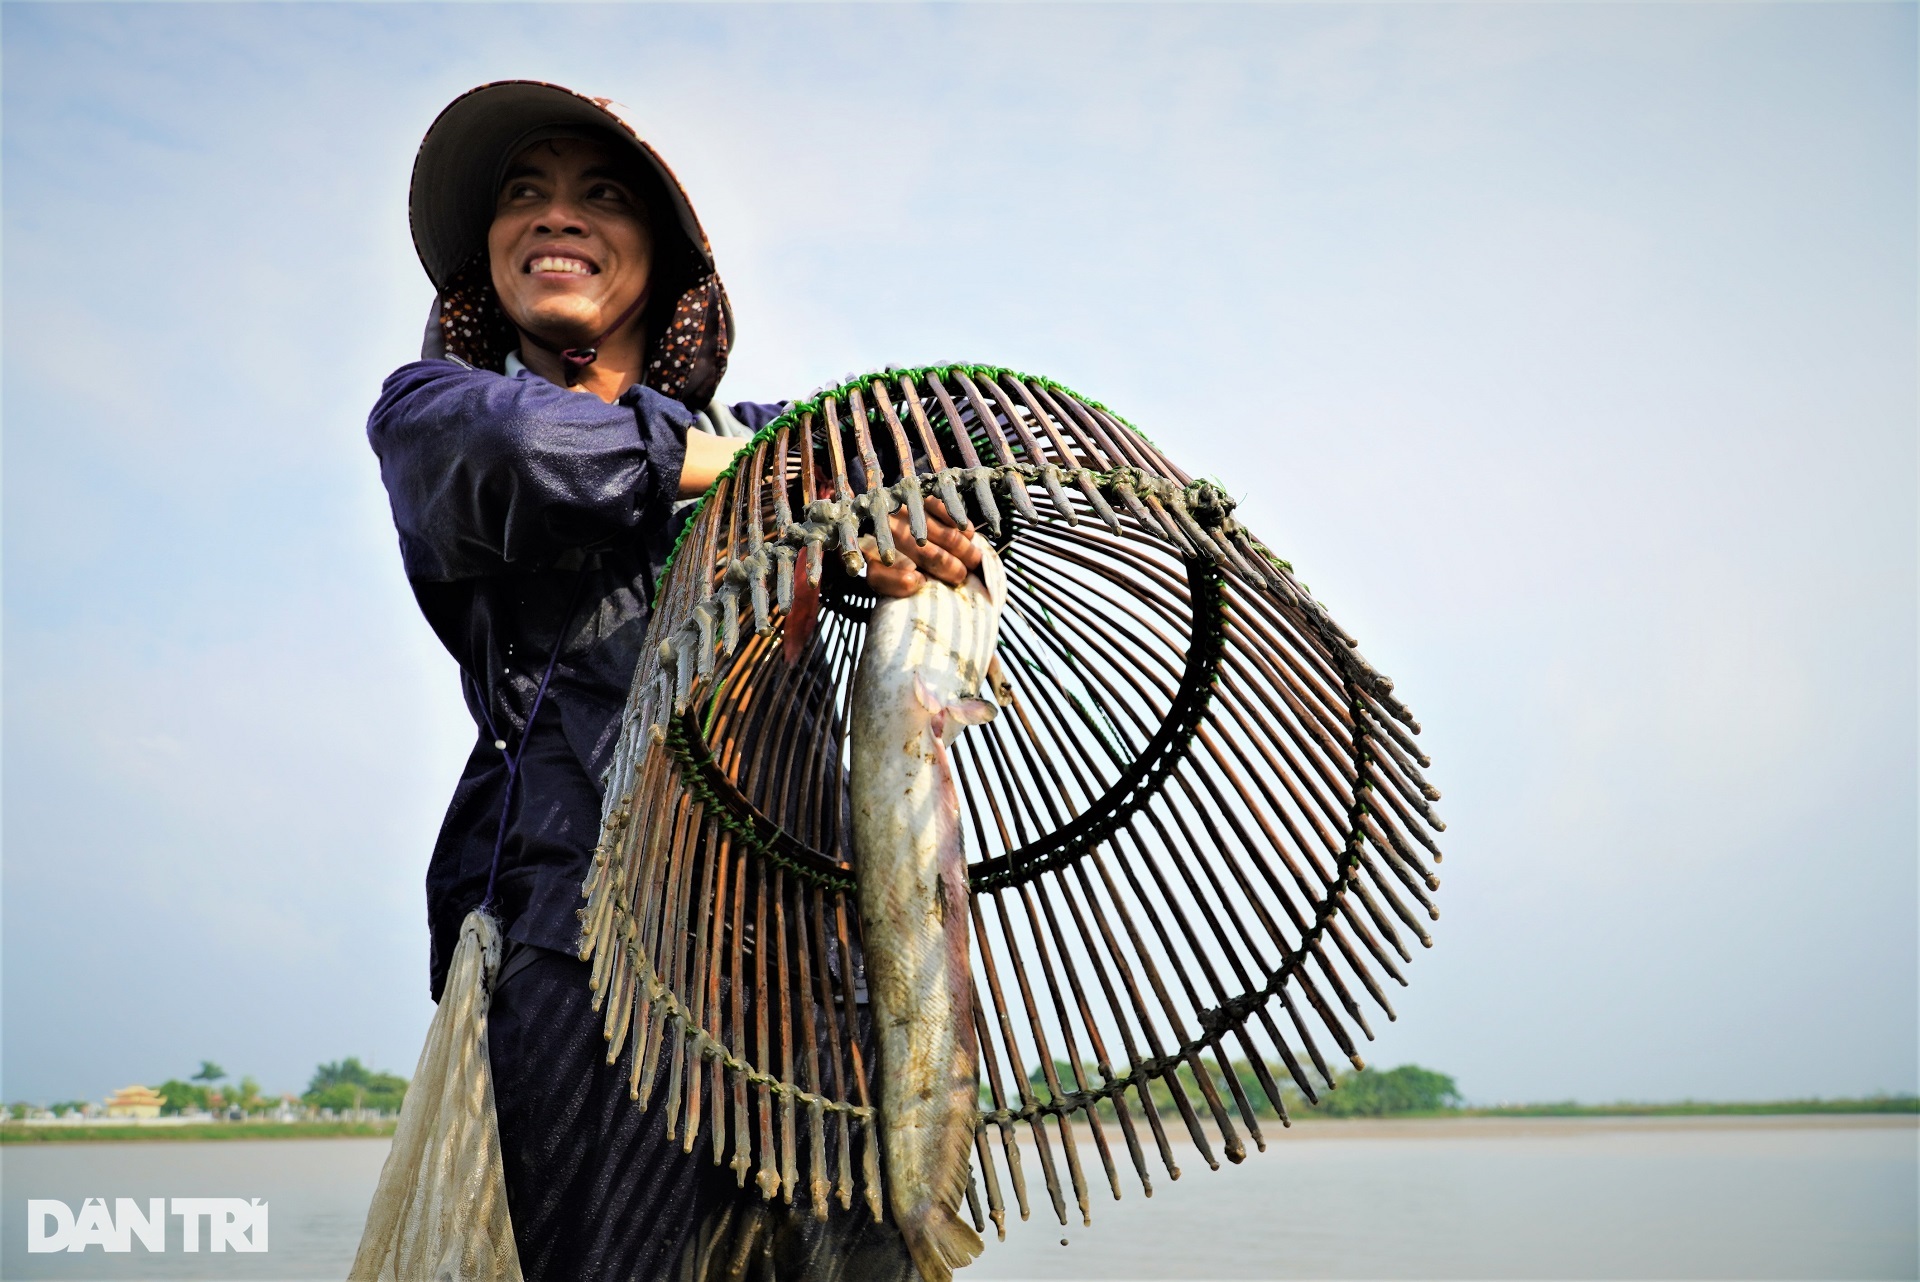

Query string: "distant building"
[[104, 1085, 164, 1119]]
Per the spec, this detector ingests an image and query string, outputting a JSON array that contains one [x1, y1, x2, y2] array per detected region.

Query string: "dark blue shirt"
[[368, 359, 781, 1000]]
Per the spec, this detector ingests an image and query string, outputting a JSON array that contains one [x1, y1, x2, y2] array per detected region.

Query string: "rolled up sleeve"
[[368, 361, 691, 581]]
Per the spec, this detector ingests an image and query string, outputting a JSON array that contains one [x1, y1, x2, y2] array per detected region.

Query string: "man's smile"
[[525, 253, 597, 276]]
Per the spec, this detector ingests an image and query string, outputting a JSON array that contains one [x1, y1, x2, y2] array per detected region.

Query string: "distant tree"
[[1316, 1065, 1460, 1117], [982, 1057, 1462, 1123], [305, 1058, 407, 1114], [191, 1061, 227, 1085], [308, 1057, 373, 1095], [8, 1102, 25, 1120], [154, 1080, 210, 1116]]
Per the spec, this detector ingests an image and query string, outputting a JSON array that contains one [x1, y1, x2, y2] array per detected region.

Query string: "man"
[[370, 82, 978, 1278]]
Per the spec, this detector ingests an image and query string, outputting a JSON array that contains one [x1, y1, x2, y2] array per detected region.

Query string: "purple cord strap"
[[480, 572, 586, 914], [519, 287, 650, 388]]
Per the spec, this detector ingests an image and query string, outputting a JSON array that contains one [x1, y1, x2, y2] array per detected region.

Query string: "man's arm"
[[367, 361, 691, 581], [679, 430, 749, 497]]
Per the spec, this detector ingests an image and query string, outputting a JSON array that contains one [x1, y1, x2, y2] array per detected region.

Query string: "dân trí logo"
[[27, 1198, 268, 1253]]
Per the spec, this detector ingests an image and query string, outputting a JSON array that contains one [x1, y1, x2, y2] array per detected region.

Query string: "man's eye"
[[589, 184, 630, 202]]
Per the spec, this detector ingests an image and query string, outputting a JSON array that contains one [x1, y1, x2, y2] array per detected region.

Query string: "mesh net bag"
[[350, 910, 523, 1282]]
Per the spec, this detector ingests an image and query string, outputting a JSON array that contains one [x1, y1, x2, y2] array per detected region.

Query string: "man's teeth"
[[530, 257, 591, 275]]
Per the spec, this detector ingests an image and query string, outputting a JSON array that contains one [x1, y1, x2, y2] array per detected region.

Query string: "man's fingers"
[[919, 517, 983, 572], [864, 560, 926, 598], [906, 541, 970, 587], [868, 521, 967, 590], [868, 496, 990, 594], [887, 508, 980, 578], [922, 496, 969, 533]]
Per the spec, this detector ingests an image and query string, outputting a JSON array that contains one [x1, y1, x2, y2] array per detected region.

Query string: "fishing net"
[[581, 364, 1446, 1242], [351, 910, 523, 1282]]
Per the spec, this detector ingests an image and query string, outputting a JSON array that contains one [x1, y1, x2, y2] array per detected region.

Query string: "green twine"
[[661, 363, 1187, 591]]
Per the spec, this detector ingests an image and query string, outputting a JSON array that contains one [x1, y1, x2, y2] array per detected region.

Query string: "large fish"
[[849, 537, 1005, 1282]]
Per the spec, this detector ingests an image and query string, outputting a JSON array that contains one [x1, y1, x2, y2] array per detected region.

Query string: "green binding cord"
[[659, 363, 1181, 592], [664, 714, 858, 892]]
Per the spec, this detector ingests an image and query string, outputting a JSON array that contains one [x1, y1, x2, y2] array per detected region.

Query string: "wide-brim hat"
[[409, 80, 733, 407], [411, 80, 717, 292]]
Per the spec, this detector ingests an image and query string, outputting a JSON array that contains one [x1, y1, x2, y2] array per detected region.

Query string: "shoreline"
[[0, 1120, 397, 1144], [4, 1107, 1912, 1145], [1220, 1111, 1918, 1141]]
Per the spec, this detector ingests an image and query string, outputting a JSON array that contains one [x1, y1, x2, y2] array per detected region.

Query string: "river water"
[[2, 1115, 1913, 1279]]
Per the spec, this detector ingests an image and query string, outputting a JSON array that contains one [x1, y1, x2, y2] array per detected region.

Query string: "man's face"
[[487, 136, 654, 347]]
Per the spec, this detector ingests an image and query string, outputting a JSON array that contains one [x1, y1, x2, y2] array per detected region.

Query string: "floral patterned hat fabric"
[[410, 80, 734, 409]]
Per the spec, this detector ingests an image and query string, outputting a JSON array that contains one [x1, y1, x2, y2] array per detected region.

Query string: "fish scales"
[[850, 538, 1005, 1282]]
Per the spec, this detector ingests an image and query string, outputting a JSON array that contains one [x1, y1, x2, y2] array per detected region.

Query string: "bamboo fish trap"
[[580, 364, 1444, 1240]]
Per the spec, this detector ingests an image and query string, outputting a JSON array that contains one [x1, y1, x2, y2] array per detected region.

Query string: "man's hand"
[[785, 499, 983, 663], [862, 499, 984, 598]]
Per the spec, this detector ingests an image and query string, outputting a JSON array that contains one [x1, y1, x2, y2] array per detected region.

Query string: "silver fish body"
[[850, 539, 1005, 1282]]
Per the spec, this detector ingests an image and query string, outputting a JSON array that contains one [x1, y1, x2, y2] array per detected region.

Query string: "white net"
[[351, 909, 524, 1282]]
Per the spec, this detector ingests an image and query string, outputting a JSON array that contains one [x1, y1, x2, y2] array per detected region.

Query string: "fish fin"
[[918, 675, 996, 738], [914, 672, 942, 714], [783, 571, 820, 665], [946, 697, 997, 729], [902, 1209, 986, 1282], [932, 735, 961, 820]]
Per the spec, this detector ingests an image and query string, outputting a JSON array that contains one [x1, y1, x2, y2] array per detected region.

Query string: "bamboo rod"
[[1049, 867, 1158, 1194], [1019, 881, 1117, 1212], [772, 869, 799, 1202], [968, 977, 1032, 1220], [807, 891, 854, 1211], [829, 897, 882, 1222], [918, 373, 1005, 534], [845, 384, 897, 565], [896, 373, 971, 527], [817, 398, 865, 574], [752, 858, 780, 1198], [973, 892, 1069, 1225], [680, 818, 723, 1151], [975, 372, 1075, 525], [791, 883, 830, 1219], [990, 886, 1089, 1224], [728, 838, 752, 1184], [950, 369, 1041, 526], [864, 381, 929, 544]]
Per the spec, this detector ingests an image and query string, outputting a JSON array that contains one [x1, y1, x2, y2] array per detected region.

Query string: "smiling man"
[[487, 134, 662, 386], [366, 82, 966, 1280]]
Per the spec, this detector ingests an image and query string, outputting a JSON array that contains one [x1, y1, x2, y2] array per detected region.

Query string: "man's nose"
[[534, 202, 588, 236]]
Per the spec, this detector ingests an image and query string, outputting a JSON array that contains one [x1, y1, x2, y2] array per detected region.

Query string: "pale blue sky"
[[3, 2, 1914, 1107]]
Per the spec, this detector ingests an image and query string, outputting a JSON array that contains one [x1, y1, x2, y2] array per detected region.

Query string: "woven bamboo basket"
[[580, 363, 1445, 1238]]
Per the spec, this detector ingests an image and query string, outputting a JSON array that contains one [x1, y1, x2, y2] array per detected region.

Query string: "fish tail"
[[901, 1206, 986, 1282]]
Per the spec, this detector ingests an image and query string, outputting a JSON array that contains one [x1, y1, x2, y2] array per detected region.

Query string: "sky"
[[2, 2, 1914, 1110]]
